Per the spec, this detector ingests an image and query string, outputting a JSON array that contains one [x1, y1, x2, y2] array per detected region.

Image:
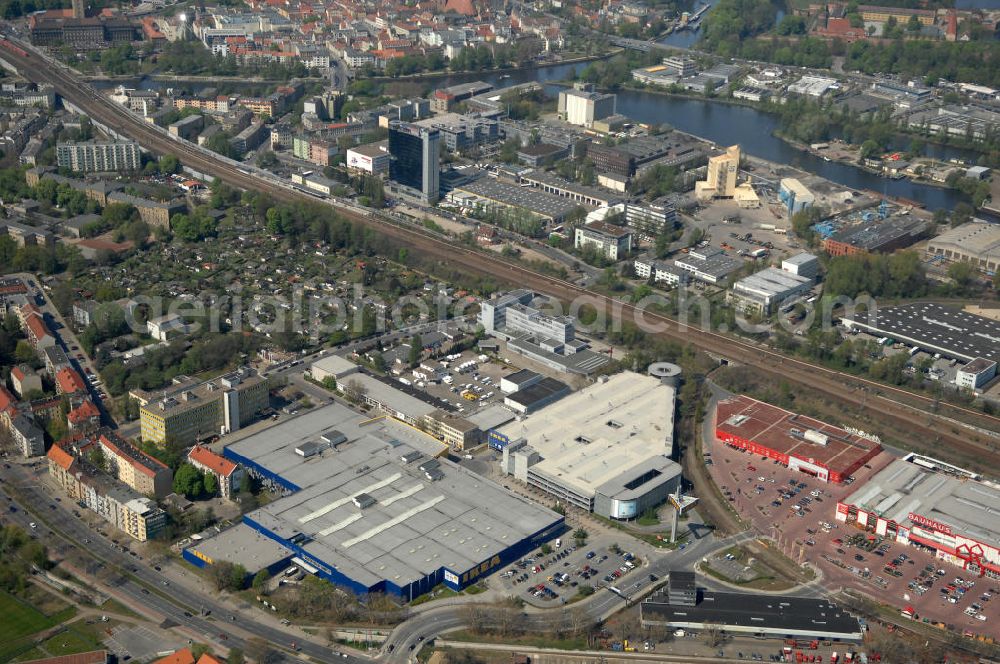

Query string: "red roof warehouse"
[[714, 395, 883, 483]]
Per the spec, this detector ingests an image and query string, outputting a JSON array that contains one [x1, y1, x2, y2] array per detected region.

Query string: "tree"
[[252, 569, 271, 594], [702, 623, 725, 647], [202, 470, 218, 496], [343, 378, 368, 404], [859, 140, 880, 160], [173, 463, 205, 499], [158, 154, 180, 175], [573, 528, 589, 546], [951, 202, 974, 227], [227, 648, 245, 664], [947, 261, 976, 289], [408, 334, 423, 367], [14, 340, 36, 365]]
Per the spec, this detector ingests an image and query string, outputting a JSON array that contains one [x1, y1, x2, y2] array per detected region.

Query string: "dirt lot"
[[703, 404, 1000, 641]]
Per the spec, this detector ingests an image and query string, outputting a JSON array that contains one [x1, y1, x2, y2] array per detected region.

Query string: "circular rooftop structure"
[[648, 362, 682, 386]]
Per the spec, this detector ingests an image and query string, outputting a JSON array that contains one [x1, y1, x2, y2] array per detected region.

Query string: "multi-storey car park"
[[836, 455, 1000, 579], [184, 402, 563, 601], [715, 395, 883, 484]]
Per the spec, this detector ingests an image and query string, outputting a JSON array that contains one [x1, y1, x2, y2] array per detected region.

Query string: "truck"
[[750, 248, 769, 259]]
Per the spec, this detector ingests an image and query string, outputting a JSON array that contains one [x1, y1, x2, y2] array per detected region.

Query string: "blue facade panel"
[[218, 446, 564, 602], [183, 548, 208, 568], [223, 446, 301, 493]]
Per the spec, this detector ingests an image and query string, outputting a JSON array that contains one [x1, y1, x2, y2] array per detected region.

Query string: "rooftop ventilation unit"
[[353, 493, 376, 509], [804, 429, 829, 446]]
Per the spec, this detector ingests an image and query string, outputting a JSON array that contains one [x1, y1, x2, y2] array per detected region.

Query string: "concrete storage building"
[[187, 403, 563, 600], [781, 253, 820, 279], [836, 456, 1000, 578], [495, 371, 681, 519], [695, 145, 740, 201], [779, 178, 814, 216], [558, 86, 616, 128], [715, 395, 883, 483], [310, 354, 361, 383]]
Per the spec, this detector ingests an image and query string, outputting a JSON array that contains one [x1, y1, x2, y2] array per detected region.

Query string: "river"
[[99, 56, 969, 210]]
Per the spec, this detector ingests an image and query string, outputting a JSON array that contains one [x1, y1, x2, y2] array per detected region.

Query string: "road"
[[381, 530, 752, 664], [0, 458, 348, 663], [7, 35, 996, 467], [10, 272, 109, 416]]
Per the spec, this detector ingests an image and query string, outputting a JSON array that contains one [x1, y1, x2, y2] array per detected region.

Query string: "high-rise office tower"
[[388, 121, 440, 204]]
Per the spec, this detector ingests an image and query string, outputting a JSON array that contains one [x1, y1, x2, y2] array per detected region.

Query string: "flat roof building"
[[841, 302, 1000, 365], [674, 248, 742, 284], [190, 403, 563, 600], [728, 266, 813, 315], [139, 368, 268, 446], [641, 583, 862, 641], [781, 252, 820, 279], [837, 456, 1000, 578], [925, 221, 1000, 274], [715, 395, 883, 483], [502, 376, 571, 414], [496, 371, 680, 520], [451, 176, 588, 225], [575, 221, 633, 261], [822, 216, 929, 256]]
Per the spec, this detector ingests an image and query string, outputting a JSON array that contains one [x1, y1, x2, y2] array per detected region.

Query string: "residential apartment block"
[[97, 432, 173, 498], [47, 445, 166, 541], [56, 140, 141, 173]]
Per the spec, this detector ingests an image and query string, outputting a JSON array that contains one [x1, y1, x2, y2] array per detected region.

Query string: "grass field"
[[0, 591, 78, 662], [0, 592, 56, 642]]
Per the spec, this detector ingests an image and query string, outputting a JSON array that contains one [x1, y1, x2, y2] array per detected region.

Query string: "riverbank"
[[776, 134, 959, 191], [573, 77, 979, 204], [366, 50, 618, 84]]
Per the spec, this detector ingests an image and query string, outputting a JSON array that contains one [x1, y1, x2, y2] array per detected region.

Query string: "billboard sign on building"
[[908, 512, 953, 535], [487, 430, 510, 451], [347, 151, 373, 172]]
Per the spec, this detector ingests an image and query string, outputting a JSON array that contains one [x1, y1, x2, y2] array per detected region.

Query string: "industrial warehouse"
[[841, 303, 1000, 366], [836, 455, 1000, 579], [715, 395, 883, 483], [493, 371, 681, 519], [184, 403, 564, 600], [640, 572, 863, 642]]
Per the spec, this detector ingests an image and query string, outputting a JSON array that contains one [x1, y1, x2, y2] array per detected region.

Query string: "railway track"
[[5, 41, 1000, 471]]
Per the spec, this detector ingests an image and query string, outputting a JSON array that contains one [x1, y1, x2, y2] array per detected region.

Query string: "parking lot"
[[494, 542, 647, 607], [396, 348, 515, 416], [704, 409, 1000, 639]]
